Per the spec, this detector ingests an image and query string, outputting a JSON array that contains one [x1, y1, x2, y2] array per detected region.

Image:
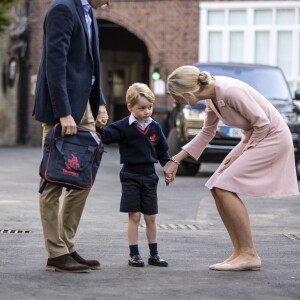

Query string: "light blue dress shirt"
[[129, 114, 153, 131]]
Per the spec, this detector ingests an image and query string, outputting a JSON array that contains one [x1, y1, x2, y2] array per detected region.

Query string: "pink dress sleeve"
[[225, 87, 271, 152], [182, 104, 219, 160]]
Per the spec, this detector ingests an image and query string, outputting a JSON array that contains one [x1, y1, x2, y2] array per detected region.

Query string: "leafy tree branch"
[[0, 0, 20, 32]]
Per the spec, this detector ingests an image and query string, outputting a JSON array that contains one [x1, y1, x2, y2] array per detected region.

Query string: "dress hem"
[[205, 183, 299, 199]]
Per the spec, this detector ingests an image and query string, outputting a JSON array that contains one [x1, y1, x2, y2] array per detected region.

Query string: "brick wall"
[[0, 3, 27, 145], [27, 0, 50, 146], [98, 0, 199, 73]]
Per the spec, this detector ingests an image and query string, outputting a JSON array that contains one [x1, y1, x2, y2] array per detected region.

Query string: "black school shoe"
[[128, 254, 145, 267], [148, 254, 168, 267]]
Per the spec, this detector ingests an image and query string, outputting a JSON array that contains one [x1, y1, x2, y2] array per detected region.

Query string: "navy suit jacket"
[[33, 0, 106, 124]]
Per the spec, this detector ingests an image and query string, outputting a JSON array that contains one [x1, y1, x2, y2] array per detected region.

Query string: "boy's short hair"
[[126, 83, 155, 106]]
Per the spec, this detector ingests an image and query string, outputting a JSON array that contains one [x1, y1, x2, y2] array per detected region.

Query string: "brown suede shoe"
[[70, 251, 101, 270], [46, 254, 91, 273]]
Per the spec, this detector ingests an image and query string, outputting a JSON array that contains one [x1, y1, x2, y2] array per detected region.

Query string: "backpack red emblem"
[[65, 154, 80, 170], [63, 154, 80, 177]]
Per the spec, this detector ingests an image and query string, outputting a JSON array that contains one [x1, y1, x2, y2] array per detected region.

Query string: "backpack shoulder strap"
[[39, 180, 48, 194]]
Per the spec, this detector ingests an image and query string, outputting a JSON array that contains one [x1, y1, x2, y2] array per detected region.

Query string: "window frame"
[[199, 1, 300, 93]]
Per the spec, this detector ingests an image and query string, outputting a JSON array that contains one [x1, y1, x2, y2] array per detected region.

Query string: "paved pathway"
[[0, 146, 299, 300]]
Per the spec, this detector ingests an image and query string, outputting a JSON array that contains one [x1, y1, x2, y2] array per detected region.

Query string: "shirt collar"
[[129, 114, 153, 127]]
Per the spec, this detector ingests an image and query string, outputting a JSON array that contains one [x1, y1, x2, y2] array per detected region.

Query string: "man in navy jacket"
[[33, 0, 112, 273]]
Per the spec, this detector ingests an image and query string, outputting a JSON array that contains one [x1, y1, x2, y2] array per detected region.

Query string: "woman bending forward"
[[164, 65, 299, 271]]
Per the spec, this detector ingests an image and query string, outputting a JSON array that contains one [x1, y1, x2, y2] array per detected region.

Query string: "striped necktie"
[[83, 4, 92, 47]]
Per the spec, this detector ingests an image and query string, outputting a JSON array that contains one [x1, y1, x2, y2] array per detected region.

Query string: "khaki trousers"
[[39, 103, 95, 258]]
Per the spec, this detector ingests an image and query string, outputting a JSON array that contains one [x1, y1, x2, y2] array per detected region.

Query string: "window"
[[276, 9, 294, 25], [254, 10, 272, 25], [200, 1, 300, 94], [208, 32, 222, 62], [229, 10, 246, 25], [277, 31, 292, 76], [208, 11, 224, 25], [255, 31, 270, 64], [229, 32, 244, 62]]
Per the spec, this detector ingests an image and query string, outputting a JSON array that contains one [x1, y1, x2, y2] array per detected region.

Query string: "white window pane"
[[254, 10, 272, 25], [277, 31, 292, 76], [255, 32, 270, 64], [208, 32, 222, 62], [229, 32, 244, 62], [229, 10, 246, 25], [208, 11, 224, 26], [276, 10, 294, 25]]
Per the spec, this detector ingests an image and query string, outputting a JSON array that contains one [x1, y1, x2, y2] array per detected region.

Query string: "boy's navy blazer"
[[33, 0, 106, 125]]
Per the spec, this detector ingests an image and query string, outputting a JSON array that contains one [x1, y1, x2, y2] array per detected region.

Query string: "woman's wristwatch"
[[170, 156, 180, 165]]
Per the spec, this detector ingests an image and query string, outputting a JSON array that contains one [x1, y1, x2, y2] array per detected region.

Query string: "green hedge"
[[0, 0, 20, 32]]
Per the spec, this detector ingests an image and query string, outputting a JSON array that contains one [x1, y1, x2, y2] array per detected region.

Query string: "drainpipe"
[[17, 0, 31, 144]]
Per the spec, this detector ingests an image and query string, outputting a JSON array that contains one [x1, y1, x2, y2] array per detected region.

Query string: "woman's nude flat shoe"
[[211, 260, 261, 271], [209, 258, 235, 270], [209, 263, 223, 270]]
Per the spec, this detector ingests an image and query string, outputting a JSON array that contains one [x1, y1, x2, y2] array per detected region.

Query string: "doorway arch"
[[98, 20, 150, 122]]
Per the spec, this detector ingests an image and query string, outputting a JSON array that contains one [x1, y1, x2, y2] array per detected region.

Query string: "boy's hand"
[[164, 161, 177, 186], [96, 120, 108, 129], [96, 114, 109, 128], [163, 161, 178, 185], [164, 172, 174, 186]]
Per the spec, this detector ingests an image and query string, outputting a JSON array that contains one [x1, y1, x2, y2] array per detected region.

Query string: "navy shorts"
[[119, 170, 159, 215]]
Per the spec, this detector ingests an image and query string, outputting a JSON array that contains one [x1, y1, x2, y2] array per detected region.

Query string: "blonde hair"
[[126, 83, 155, 107], [167, 65, 211, 98]]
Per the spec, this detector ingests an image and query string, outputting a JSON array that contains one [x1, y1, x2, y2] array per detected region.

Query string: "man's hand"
[[59, 115, 77, 136], [96, 105, 109, 128]]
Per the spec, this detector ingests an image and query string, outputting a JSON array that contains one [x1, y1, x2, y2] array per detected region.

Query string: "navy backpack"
[[39, 123, 104, 193]]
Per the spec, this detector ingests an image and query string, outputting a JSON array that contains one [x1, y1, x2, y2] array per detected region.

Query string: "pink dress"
[[182, 76, 299, 198]]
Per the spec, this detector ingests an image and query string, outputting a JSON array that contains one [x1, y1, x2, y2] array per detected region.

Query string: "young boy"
[[98, 83, 170, 267]]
